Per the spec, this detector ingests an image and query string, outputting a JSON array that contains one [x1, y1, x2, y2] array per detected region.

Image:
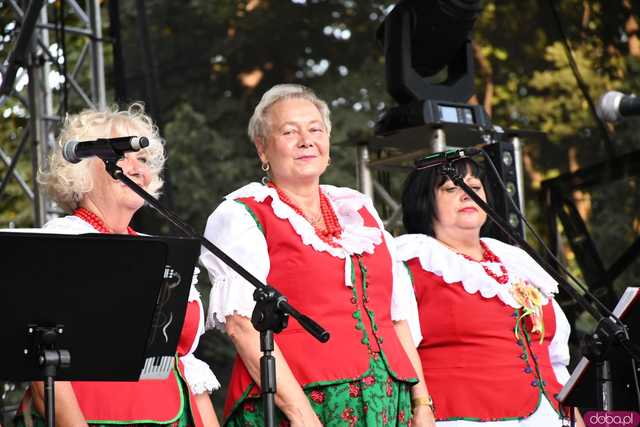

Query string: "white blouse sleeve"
[[200, 199, 270, 331], [386, 231, 422, 346], [549, 298, 572, 384], [181, 353, 221, 394], [179, 271, 221, 394]]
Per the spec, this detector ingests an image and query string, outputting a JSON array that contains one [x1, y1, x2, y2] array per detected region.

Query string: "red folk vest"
[[406, 259, 564, 421], [224, 196, 417, 418], [70, 300, 204, 426]]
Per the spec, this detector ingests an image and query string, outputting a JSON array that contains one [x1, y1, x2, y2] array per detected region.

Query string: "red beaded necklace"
[[268, 182, 342, 247], [73, 207, 138, 236], [458, 240, 509, 285]]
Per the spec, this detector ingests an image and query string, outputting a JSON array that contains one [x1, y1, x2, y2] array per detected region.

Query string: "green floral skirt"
[[226, 353, 414, 426]]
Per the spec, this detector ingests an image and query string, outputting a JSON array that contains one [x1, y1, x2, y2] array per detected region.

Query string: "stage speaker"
[[482, 139, 526, 244]]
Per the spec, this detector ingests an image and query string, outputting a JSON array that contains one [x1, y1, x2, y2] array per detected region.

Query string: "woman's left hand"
[[412, 405, 436, 427]]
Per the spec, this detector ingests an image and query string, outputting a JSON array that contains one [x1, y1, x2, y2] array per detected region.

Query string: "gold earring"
[[327, 157, 332, 166], [261, 162, 270, 172]]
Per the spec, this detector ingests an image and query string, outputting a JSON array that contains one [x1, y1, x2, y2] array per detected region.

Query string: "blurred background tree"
[[1, 0, 639, 421]]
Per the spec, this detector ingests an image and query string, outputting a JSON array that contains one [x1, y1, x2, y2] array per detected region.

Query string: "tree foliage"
[[2, 0, 640, 419]]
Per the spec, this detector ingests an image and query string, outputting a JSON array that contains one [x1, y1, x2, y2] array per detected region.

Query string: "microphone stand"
[[102, 158, 330, 427], [440, 162, 640, 411]]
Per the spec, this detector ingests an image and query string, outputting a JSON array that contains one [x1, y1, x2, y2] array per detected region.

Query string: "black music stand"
[[0, 231, 200, 426], [558, 287, 640, 413], [103, 157, 330, 427]]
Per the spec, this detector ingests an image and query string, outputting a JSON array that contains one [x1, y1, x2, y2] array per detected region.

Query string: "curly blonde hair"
[[39, 103, 166, 212]]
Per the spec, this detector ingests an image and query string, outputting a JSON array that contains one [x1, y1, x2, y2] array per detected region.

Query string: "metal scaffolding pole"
[[0, 0, 108, 226], [88, 0, 107, 110], [356, 142, 374, 201], [357, 128, 448, 228], [27, 5, 56, 226]]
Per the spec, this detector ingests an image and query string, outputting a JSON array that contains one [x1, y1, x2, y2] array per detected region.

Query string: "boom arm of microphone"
[[0, 0, 46, 99], [99, 158, 329, 427], [439, 162, 639, 363], [99, 158, 330, 344]]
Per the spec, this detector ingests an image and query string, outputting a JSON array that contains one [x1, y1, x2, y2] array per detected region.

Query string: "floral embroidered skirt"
[[226, 353, 414, 426]]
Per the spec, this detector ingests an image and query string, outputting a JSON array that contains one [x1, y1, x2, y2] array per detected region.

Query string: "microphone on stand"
[[596, 91, 640, 122], [62, 136, 149, 164], [415, 147, 482, 170]]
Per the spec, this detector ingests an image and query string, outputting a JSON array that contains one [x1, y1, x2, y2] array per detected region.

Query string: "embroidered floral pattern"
[[310, 390, 325, 404], [386, 377, 394, 397], [362, 375, 376, 387], [242, 401, 256, 413], [348, 383, 361, 398], [342, 408, 359, 427], [226, 355, 413, 426]]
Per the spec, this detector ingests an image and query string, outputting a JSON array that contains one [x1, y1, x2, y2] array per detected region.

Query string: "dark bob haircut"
[[401, 157, 492, 236]]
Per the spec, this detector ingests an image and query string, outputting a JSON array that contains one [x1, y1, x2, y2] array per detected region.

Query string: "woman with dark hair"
[[396, 158, 584, 426]]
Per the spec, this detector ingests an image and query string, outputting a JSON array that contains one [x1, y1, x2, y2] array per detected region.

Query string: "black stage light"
[[375, 0, 485, 136]]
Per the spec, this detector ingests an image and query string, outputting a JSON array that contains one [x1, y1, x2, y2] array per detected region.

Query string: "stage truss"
[[0, 0, 106, 227]]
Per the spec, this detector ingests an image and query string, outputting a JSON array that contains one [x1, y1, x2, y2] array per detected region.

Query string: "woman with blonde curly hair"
[[39, 102, 165, 225], [16, 103, 220, 427]]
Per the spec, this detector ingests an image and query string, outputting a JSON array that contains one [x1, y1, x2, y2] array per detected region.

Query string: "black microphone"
[[596, 91, 640, 122], [62, 136, 149, 164], [415, 147, 482, 170]]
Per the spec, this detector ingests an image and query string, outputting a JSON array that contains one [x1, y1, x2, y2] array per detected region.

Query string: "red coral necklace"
[[73, 207, 138, 236], [268, 182, 342, 247], [459, 241, 509, 284], [440, 239, 509, 284]]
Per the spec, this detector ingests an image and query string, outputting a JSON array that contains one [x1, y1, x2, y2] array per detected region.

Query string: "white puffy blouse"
[[394, 234, 572, 385], [200, 182, 422, 344]]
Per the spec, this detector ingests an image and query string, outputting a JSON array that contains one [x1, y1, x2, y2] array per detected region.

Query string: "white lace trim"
[[207, 276, 257, 331], [225, 183, 383, 287], [180, 353, 221, 394], [395, 234, 558, 309], [188, 268, 202, 302]]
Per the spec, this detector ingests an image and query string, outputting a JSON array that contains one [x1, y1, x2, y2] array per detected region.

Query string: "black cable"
[[546, 0, 616, 161], [479, 147, 640, 405], [479, 147, 626, 329], [108, 0, 127, 103]]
